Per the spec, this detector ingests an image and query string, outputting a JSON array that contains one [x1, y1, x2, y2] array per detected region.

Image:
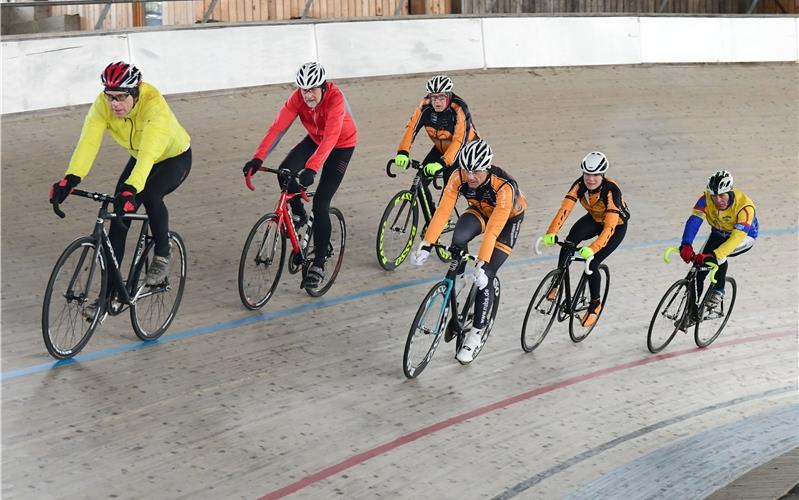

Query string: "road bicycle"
[[647, 246, 736, 353], [238, 167, 346, 310], [403, 244, 501, 379], [42, 189, 187, 359], [376, 159, 459, 271], [520, 237, 609, 352]]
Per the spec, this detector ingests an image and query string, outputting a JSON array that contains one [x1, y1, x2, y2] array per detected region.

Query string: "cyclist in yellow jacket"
[[49, 61, 191, 287]]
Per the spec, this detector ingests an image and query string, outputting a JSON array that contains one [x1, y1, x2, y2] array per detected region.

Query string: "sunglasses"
[[104, 91, 131, 102]]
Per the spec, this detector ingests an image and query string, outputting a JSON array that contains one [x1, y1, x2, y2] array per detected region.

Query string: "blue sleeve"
[[681, 215, 703, 245]]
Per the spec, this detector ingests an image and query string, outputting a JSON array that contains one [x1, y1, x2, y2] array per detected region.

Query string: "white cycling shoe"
[[456, 328, 483, 364]]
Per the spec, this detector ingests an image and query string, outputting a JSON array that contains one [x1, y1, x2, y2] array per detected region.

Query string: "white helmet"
[[459, 140, 493, 172], [706, 170, 733, 195], [581, 151, 609, 175], [426, 75, 453, 94], [295, 62, 326, 89]]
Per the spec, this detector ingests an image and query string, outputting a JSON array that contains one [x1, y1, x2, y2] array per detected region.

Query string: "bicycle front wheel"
[[376, 190, 418, 271], [403, 280, 451, 379], [130, 231, 187, 341], [304, 207, 346, 297], [568, 264, 610, 343], [647, 279, 690, 354], [41, 236, 107, 359], [521, 269, 562, 353], [238, 213, 286, 310], [695, 277, 737, 348]]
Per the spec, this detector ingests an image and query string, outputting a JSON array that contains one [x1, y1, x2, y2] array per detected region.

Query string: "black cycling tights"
[[110, 148, 191, 266], [420, 146, 456, 215], [558, 214, 627, 302], [450, 213, 512, 330], [281, 136, 354, 267]]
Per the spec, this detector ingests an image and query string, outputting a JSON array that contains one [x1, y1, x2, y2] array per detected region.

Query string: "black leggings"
[[110, 148, 191, 265], [451, 212, 523, 329], [558, 214, 627, 303], [280, 136, 354, 267], [420, 146, 457, 216]]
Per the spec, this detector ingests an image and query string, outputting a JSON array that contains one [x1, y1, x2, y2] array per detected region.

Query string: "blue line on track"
[[4, 226, 796, 381]]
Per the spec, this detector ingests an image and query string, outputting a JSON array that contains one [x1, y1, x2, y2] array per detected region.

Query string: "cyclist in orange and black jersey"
[[411, 140, 526, 364], [542, 152, 630, 327], [393, 75, 479, 215]]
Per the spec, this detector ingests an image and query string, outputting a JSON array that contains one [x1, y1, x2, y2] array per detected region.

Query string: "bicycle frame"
[[246, 167, 312, 256], [385, 159, 453, 228], [534, 237, 594, 317], [663, 246, 720, 317]]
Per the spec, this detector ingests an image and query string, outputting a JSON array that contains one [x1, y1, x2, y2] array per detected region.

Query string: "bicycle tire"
[[376, 190, 418, 271], [238, 213, 286, 310], [521, 269, 562, 353], [403, 280, 450, 379], [569, 264, 610, 342], [41, 236, 107, 359], [304, 207, 346, 297], [695, 277, 737, 348], [130, 231, 187, 340], [647, 279, 690, 354]]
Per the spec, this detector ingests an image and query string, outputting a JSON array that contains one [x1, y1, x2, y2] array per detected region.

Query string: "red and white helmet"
[[101, 61, 142, 90]]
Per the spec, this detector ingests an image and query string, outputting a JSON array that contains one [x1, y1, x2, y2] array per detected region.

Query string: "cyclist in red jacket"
[[243, 62, 357, 290]]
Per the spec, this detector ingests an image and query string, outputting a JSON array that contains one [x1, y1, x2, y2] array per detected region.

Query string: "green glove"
[[578, 246, 595, 259], [424, 162, 444, 176], [542, 233, 556, 246], [394, 154, 409, 169]]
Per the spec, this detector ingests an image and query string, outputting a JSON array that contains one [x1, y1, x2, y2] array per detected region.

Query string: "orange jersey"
[[425, 166, 527, 262], [547, 176, 629, 254], [396, 93, 478, 167]]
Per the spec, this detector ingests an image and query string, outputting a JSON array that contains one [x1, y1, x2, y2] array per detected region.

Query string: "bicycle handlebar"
[[51, 188, 115, 219], [386, 159, 442, 189], [245, 166, 311, 202], [534, 236, 593, 275], [663, 246, 718, 284]]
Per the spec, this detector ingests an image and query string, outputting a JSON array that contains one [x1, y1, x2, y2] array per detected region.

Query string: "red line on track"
[[259, 329, 795, 500]]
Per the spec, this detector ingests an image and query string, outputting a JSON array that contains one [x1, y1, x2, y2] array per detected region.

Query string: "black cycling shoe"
[[302, 265, 324, 290]]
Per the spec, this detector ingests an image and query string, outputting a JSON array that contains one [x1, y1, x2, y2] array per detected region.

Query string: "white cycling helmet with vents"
[[426, 75, 453, 94], [706, 170, 734, 195], [459, 140, 494, 172], [295, 62, 326, 89], [580, 151, 609, 175]]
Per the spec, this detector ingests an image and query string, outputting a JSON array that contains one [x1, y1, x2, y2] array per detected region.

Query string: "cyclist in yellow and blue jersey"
[[49, 61, 191, 287], [678, 170, 758, 308]]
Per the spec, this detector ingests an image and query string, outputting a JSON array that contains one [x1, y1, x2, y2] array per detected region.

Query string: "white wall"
[[3, 16, 797, 114]]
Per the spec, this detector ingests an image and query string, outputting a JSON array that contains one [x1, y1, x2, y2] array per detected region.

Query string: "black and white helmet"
[[706, 170, 734, 195], [295, 62, 326, 89], [459, 140, 493, 172], [580, 151, 609, 175], [426, 75, 453, 94]]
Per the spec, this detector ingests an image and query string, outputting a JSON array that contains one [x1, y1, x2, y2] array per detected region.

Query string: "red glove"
[[115, 184, 138, 213], [694, 252, 717, 266], [679, 243, 695, 264]]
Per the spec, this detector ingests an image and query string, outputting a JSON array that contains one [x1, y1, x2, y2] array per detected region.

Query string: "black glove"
[[298, 168, 316, 188], [115, 184, 138, 213], [49, 174, 81, 204], [243, 158, 263, 176]]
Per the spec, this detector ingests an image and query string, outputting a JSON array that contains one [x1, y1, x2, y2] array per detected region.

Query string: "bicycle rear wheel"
[[647, 279, 690, 354], [568, 264, 609, 342], [403, 280, 451, 379], [521, 269, 562, 353], [130, 231, 187, 341], [376, 190, 418, 271], [238, 213, 286, 310], [695, 277, 736, 348], [41, 236, 107, 359], [304, 207, 346, 297]]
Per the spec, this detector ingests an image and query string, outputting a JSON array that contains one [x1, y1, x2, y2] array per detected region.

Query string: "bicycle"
[[403, 244, 501, 379], [376, 159, 459, 271], [42, 189, 187, 359], [647, 247, 736, 353], [238, 167, 346, 310], [520, 237, 610, 352]]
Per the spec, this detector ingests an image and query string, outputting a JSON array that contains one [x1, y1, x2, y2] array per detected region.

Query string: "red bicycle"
[[238, 167, 346, 310]]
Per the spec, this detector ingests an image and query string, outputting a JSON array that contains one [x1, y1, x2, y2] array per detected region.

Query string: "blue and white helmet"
[[295, 62, 326, 89], [580, 151, 609, 175]]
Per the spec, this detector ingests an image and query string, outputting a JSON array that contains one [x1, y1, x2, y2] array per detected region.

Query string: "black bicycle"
[[403, 244, 501, 379], [520, 237, 610, 352], [42, 190, 187, 359], [647, 246, 737, 353], [376, 159, 458, 270], [239, 167, 346, 310]]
